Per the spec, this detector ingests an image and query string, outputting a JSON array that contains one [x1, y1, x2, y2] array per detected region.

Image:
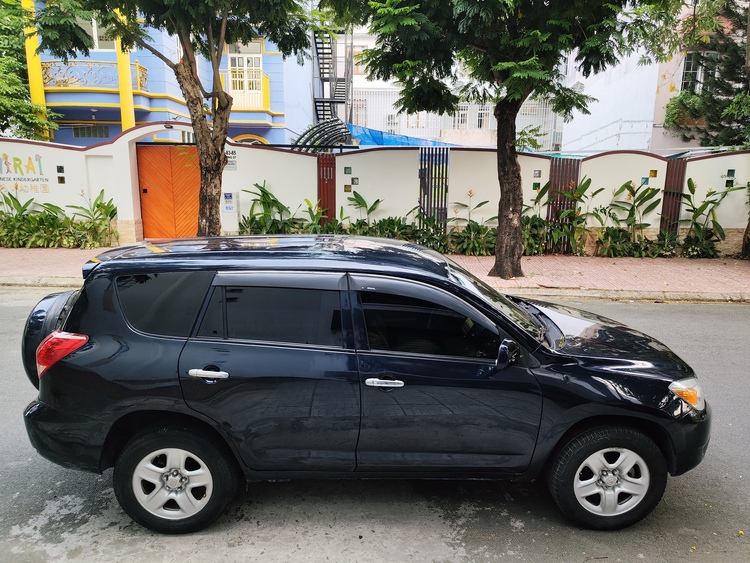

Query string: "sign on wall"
[[0, 151, 52, 195]]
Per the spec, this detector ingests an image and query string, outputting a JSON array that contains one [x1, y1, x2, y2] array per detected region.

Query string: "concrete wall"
[[579, 151, 670, 229], [1, 126, 747, 253]]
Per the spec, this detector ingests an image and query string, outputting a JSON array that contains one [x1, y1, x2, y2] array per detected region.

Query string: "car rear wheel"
[[113, 426, 238, 533], [548, 426, 667, 530]]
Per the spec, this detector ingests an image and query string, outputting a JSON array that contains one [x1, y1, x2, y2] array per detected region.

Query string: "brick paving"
[[1, 246, 749, 301]]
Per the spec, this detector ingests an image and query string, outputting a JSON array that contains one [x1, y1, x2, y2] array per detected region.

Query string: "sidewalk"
[[1, 246, 749, 302]]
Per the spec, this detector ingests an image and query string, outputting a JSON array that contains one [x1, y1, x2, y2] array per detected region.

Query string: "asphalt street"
[[1, 287, 748, 562]]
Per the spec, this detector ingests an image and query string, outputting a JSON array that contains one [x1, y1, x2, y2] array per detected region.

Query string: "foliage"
[[239, 181, 295, 235], [515, 125, 545, 152], [451, 190, 489, 225], [0, 190, 117, 248], [0, 0, 59, 139], [347, 190, 382, 222], [554, 177, 605, 256], [450, 220, 495, 256], [339, 0, 708, 277], [663, 0, 749, 147], [679, 178, 742, 258], [521, 214, 547, 256], [371, 216, 411, 240], [609, 180, 662, 241]]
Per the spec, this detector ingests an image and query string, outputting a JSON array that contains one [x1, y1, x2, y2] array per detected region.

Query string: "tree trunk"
[[488, 98, 525, 279], [173, 59, 231, 237], [742, 215, 750, 259]]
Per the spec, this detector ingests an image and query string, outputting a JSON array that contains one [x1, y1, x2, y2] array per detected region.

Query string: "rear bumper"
[[24, 400, 104, 473]]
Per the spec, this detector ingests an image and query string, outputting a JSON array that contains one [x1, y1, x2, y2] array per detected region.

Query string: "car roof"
[[83, 235, 452, 280]]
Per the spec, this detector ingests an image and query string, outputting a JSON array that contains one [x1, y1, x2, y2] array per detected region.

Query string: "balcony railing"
[[41, 60, 148, 91]]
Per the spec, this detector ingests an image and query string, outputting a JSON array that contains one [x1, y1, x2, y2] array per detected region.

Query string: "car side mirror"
[[496, 339, 520, 370]]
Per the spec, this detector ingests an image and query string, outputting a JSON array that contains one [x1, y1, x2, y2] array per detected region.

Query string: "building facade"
[[24, 2, 315, 147]]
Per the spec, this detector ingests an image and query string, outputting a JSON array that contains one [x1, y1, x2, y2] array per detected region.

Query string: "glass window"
[[72, 125, 110, 138], [360, 292, 499, 359], [116, 272, 214, 337], [198, 286, 343, 348], [76, 18, 116, 50]]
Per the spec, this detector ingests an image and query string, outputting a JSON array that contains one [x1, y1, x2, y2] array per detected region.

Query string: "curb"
[[502, 288, 750, 303], [0, 277, 82, 289]]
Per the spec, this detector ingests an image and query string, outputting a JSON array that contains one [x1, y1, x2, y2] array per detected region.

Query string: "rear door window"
[[116, 271, 214, 337], [198, 286, 344, 347]]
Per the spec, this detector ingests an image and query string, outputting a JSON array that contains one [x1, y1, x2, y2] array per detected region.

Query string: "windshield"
[[446, 261, 544, 341]]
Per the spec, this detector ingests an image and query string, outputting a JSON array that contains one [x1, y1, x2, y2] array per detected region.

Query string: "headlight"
[[669, 377, 705, 411]]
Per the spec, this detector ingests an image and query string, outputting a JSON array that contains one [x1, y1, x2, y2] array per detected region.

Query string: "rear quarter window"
[[116, 271, 214, 337]]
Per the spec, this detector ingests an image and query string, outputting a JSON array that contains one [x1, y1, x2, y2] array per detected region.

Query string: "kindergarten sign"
[[1, 152, 52, 194]]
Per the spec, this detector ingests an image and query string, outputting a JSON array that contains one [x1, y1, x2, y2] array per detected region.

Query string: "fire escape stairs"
[[314, 32, 347, 123]]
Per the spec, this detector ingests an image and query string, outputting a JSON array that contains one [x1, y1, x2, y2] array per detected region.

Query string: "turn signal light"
[[669, 377, 705, 411], [36, 331, 89, 378]]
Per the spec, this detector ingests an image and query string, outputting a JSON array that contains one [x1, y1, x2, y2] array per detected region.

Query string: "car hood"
[[527, 300, 692, 378]]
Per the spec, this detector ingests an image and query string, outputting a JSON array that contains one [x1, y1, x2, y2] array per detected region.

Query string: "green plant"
[[321, 207, 351, 234], [0, 191, 36, 248], [554, 177, 604, 256], [595, 227, 633, 258], [451, 190, 489, 225], [240, 181, 294, 234], [609, 180, 662, 242], [515, 124, 544, 152], [67, 189, 119, 248], [520, 181, 551, 255], [410, 209, 450, 253], [347, 191, 383, 223], [297, 199, 327, 234], [679, 178, 742, 258], [450, 220, 494, 256], [372, 216, 411, 239], [646, 231, 677, 258], [521, 214, 547, 256]]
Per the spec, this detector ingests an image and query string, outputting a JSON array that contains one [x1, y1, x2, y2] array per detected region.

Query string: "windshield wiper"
[[506, 296, 549, 343]]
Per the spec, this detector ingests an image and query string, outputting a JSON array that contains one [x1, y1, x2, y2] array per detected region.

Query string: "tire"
[[548, 426, 667, 530], [113, 426, 239, 533]]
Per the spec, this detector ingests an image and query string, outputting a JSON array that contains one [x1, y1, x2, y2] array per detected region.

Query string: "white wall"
[[336, 148, 421, 220], [561, 50, 660, 151], [684, 152, 750, 228], [224, 144, 318, 216], [579, 152, 669, 228], [2, 130, 747, 251]]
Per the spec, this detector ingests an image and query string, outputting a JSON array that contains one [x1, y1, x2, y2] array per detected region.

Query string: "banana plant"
[[347, 190, 382, 223]]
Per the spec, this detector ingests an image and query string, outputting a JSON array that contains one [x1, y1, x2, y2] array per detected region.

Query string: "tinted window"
[[198, 286, 343, 348], [361, 292, 499, 359], [116, 271, 214, 337]]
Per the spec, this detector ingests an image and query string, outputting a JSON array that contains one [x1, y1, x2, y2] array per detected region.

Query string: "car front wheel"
[[548, 426, 667, 530], [113, 426, 238, 533]]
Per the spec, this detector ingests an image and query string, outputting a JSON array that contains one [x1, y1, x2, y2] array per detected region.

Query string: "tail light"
[[36, 331, 89, 378]]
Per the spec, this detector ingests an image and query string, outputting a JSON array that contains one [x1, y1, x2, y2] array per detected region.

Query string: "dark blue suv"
[[22, 236, 710, 533]]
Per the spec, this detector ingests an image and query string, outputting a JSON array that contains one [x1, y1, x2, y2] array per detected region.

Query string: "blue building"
[[25, 8, 317, 146]]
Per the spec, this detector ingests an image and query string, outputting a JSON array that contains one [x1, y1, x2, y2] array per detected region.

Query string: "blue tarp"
[[348, 124, 455, 147]]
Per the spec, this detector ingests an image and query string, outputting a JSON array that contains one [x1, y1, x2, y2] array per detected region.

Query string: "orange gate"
[[137, 145, 200, 239]]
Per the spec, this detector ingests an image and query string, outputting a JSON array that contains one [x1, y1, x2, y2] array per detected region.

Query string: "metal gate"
[[660, 158, 688, 234], [545, 157, 582, 253], [418, 147, 449, 227], [317, 153, 336, 222]]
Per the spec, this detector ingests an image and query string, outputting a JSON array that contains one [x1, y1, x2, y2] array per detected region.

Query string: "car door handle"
[[188, 368, 230, 379], [365, 378, 404, 388]]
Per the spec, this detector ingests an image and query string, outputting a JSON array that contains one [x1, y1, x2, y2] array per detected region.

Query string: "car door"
[[178, 271, 361, 472], [350, 274, 543, 473]]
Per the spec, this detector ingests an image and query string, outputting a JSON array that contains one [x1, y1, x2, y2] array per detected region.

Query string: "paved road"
[[1, 287, 748, 562]]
